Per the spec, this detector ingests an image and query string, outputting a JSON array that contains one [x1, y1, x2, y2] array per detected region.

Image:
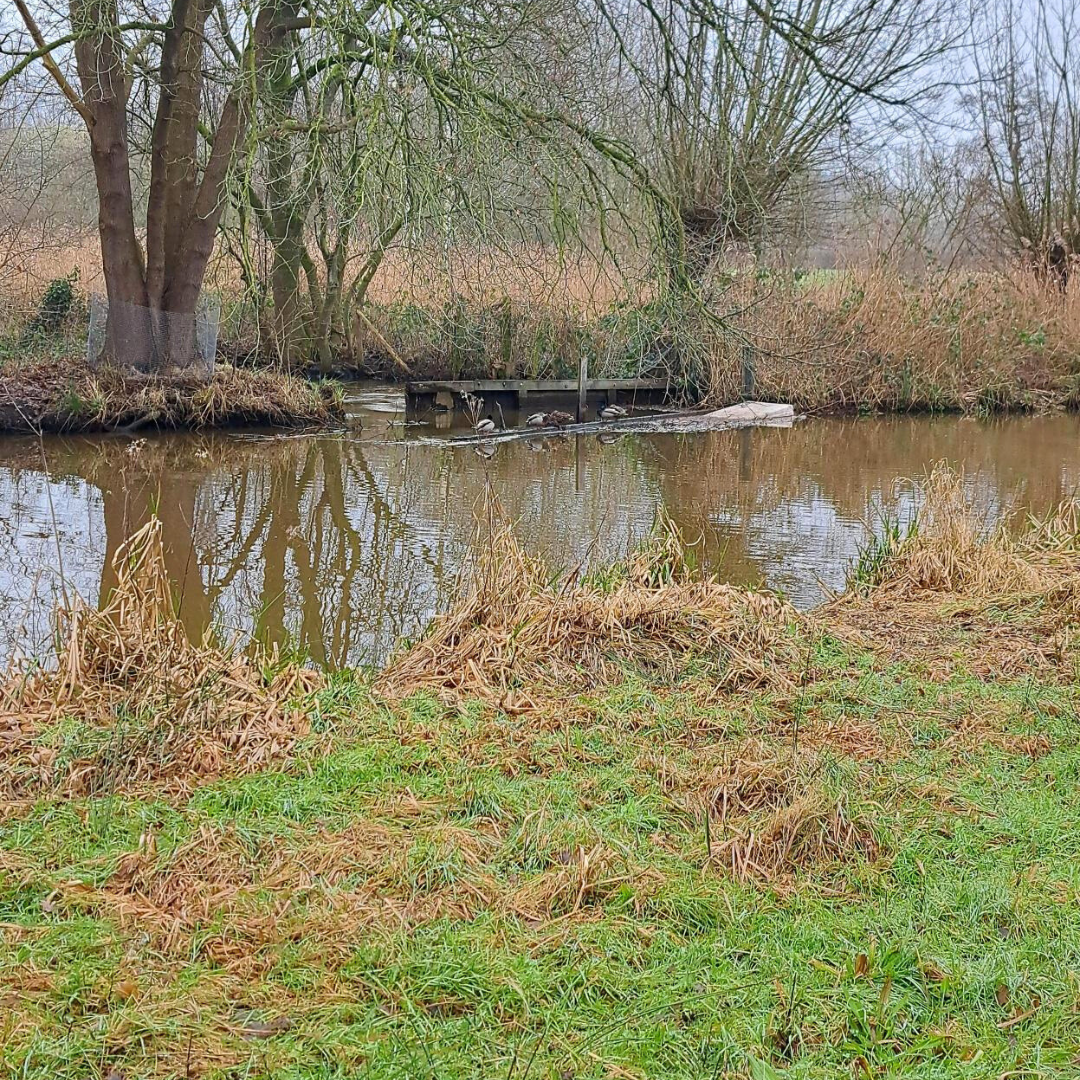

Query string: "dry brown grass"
[[0, 519, 323, 798], [0, 234, 636, 314], [713, 793, 879, 885], [830, 465, 1080, 676], [0, 357, 342, 432], [853, 464, 1080, 599], [378, 498, 800, 709], [672, 737, 803, 821], [656, 732, 884, 886], [7, 231, 1080, 411], [704, 267, 1080, 412]]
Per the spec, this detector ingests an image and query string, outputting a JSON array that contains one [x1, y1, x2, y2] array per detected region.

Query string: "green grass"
[[2, 634, 1079, 1079]]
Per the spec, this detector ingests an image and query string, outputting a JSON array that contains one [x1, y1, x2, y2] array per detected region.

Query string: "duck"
[[597, 404, 628, 421], [525, 412, 547, 427], [474, 415, 497, 435], [544, 410, 575, 427]]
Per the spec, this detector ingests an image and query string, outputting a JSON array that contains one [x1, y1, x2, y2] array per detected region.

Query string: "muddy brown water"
[[1, 387, 1077, 667]]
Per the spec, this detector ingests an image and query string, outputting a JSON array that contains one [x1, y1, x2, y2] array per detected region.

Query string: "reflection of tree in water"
[[0, 413, 1076, 666], [0, 433, 467, 667]]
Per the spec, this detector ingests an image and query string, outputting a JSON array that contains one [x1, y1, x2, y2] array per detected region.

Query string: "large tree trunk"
[[70, 0, 279, 370], [72, 0, 151, 367], [261, 4, 309, 367], [269, 224, 309, 364]]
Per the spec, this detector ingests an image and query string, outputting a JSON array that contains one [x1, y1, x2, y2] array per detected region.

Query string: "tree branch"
[[11, 0, 95, 125]]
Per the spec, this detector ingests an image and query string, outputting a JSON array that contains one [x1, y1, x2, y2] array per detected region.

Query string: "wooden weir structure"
[[404, 374, 671, 419]]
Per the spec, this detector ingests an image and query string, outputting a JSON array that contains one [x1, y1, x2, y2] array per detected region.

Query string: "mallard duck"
[[474, 415, 496, 434], [525, 412, 547, 427], [544, 410, 575, 427], [597, 404, 628, 421]]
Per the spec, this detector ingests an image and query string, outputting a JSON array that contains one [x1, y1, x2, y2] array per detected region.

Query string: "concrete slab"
[[706, 401, 795, 426]]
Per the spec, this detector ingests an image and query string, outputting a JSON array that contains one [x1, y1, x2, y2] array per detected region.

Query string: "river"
[[1, 388, 1076, 667]]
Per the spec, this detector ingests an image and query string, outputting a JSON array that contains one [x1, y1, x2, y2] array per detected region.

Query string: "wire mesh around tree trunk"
[[87, 293, 220, 376]]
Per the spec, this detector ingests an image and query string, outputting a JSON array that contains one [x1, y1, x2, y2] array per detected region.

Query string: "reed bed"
[[14, 230, 1080, 415], [0, 519, 322, 797], [705, 268, 1080, 412], [378, 499, 801, 708]]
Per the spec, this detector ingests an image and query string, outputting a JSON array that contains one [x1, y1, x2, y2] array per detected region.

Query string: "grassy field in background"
[[1, 476, 1079, 1078]]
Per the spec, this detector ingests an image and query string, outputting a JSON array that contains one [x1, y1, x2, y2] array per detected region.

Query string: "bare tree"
[[971, 0, 1080, 287], [600, 0, 959, 280]]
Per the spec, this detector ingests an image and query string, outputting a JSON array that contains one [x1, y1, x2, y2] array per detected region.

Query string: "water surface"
[[1, 389, 1077, 667]]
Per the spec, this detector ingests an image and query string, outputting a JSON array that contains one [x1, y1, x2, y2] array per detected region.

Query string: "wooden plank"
[[405, 378, 669, 393]]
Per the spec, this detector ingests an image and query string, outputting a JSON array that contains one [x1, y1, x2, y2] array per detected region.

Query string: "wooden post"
[[741, 343, 756, 401], [577, 352, 588, 421], [500, 297, 515, 377]]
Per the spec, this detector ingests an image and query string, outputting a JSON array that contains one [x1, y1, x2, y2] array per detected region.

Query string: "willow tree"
[[4, 0, 648, 369], [227, 0, 644, 367], [600, 0, 959, 277]]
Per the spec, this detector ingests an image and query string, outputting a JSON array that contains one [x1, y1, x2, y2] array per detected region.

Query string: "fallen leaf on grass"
[[997, 995, 1041, 1030], [920, 961, 949, 982], [243, 1015, 292, 1039], [232, 1008, 293, 1040]]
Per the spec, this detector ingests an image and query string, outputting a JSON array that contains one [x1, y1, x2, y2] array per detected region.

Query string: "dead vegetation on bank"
[[379, 503, 800, 709], [45, 818, 661, 958], [701, 269, 1080, 414], [830, 465, 1080, 675], [0, 519, 322, 799], [0, 357, 342, 433]]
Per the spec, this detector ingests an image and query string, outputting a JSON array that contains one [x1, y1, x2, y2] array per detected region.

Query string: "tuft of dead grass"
[[507, 843, 658, 921], [713, 792, 880, 885], [670, 737, 883, 885], [830, 465, 1080, 676], [378, 499, 800, 708], [0, 357, 342, 433], [673, 737, 803, 822], [0, 518, 322, 797], [855, 465, 1044, 595]]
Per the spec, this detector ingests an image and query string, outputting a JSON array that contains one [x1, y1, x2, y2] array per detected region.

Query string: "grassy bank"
[[0, 357, 343, 433], [2, 472, 1078, 1077]]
